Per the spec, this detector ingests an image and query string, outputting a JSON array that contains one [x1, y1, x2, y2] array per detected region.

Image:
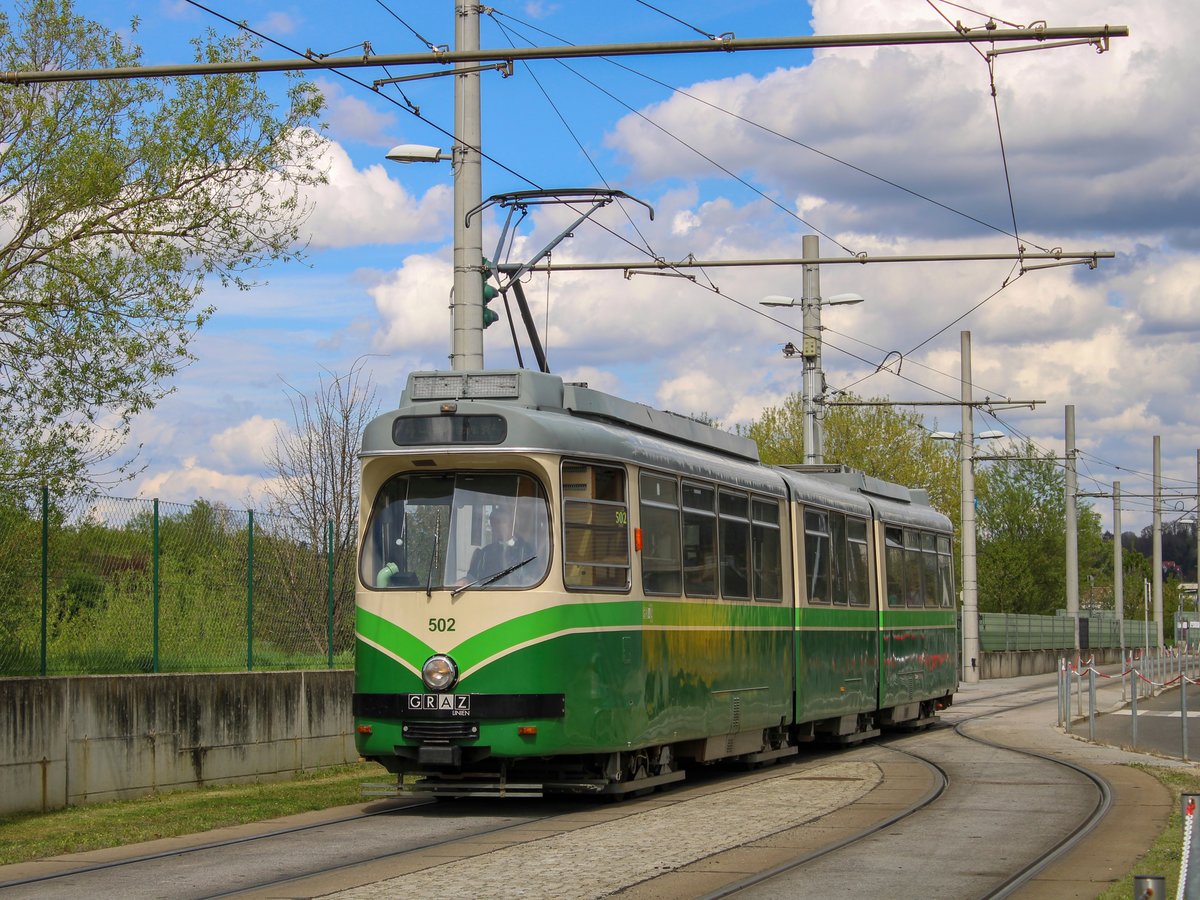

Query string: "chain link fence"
[[0, 489, 355, 676]]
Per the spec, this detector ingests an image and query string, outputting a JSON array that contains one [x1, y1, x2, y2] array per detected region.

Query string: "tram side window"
[[804, 510, 831, 604], [719, 491, 750, 600], [884, 527, 905, 607], [921, 533, 940, 608], [937, 535, 955, 607], [846, 517, 870, 607], [682, 483, 717, 598], [640, 473, 682, 595], [829, 511, 849, 605], [752, 499, 783, 602], [562, 462, 630, 591], [903, 530, 924, 607]]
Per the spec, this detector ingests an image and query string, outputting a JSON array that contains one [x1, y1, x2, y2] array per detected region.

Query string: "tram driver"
[[467, 503, 536, 585]]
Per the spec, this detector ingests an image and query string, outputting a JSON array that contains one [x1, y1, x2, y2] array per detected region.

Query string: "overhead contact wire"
[[183, 0, 540, 189], [487, 9, 853, 254]]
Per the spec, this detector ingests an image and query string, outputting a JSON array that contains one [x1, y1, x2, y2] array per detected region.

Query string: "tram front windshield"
[[362, 472, 549, 592]]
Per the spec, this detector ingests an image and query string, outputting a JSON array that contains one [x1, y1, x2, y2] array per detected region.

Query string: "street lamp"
[[385, 143, 453, 164], [761, 234, 864, 465], [385, 136, 483, 372], [932, 426, 1003, 683]]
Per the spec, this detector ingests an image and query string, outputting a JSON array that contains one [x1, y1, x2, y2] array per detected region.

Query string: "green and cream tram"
[[353, 369, 957, 796]]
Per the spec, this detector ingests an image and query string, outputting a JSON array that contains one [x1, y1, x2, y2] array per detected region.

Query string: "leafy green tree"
[[742, 392, 960, 525], [0, 0, 325, 496], [975, 440, 1106, 615]]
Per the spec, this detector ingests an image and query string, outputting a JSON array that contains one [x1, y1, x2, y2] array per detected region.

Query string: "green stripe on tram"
[[356, 607, 433, 662], [881, 608, 957, 627], [797, 607, 878, 628], [358, 597, 794, 675]]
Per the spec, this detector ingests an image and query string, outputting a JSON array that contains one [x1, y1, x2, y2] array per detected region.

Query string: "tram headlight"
[[422, 654, 458, 692]]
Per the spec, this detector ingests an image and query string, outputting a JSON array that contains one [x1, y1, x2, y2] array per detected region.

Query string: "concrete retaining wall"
[[1, 654, 1124, 816], [0, 670, 356, 816], [979, 647, 1125, 679]]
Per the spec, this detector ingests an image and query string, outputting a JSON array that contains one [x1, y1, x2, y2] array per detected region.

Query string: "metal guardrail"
[[980, 612, 1151, 652], [1058, 649, 1200, 758]]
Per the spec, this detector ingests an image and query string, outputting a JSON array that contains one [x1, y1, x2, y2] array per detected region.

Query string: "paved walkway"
[[1064, 661, 1200, 761]]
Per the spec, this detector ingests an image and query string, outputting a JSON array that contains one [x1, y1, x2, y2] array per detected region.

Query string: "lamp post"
[[386, 137, 483, 371], [761, 234, 863, 465]]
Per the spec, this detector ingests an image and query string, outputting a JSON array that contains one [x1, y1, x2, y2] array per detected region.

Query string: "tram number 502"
[[428, 617, 456, 633]]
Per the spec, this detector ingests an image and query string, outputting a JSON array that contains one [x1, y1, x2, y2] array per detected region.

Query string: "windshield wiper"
[[426, 516, 441, 598], [450, 555, 537, 597]]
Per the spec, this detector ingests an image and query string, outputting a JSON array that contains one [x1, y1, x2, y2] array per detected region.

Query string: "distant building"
[[1182, 582, 1198, 611]]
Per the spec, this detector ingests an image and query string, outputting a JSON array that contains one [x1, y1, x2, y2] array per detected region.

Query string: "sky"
[[51, 0, 1200, 537]]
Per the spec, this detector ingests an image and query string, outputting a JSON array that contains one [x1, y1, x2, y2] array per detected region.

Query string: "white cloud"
[[369, 252, 456, 357], [303, 138, 452, 249], [254, 11, 299, 36], [316, 78, 399, 146], [132, 459, 274, 509], [209, 415, 286, 472], [671, 210, 700, 236], [606, 2, 1197, 246]]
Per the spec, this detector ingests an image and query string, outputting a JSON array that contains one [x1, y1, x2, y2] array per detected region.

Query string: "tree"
[[742, 392, 960, 526], [975, 440, 1106, 615], [0, 0, 325, 497], [260, 361, 380, 650], [1131, 520, 1198, 583]]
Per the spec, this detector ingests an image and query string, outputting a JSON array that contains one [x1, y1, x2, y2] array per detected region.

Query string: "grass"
[[0, 762, 385, 867], [1095, 765, 1200, 900]]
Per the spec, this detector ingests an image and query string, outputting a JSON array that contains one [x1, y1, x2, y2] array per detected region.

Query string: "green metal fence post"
[[152, 498, 160, 673], [246, 509, 254, 672], [40, 485, 48, 676], [327, 519, 334, 669]]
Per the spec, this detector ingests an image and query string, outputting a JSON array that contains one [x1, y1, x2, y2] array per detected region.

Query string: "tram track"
[[0, 752, 924, 900], [0, 681, 1125, 900], [960, 722, 1112, 898], [0, 796, 547, 899], [697, 745, 950, 900], [706, 681, 1112, 900], [0, 799, 439, 894]]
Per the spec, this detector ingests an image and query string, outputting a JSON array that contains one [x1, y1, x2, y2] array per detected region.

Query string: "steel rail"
[[698, 745, 950, 900], [702, 687, 1111, 899], [0, 799, 435, 891], [957, 720, 1113, 899]]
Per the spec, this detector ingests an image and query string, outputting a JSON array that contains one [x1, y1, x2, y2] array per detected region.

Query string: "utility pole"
[[452, 0, 485, 371], [1154, 435, 1164, 647], [801, 234, 823, 465], [959, 331, 979, 683], [1065, 405, 1080, 651], [1114, 481, 1123, 659]]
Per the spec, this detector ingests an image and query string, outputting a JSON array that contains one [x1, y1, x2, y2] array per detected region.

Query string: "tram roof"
[[394, 369, 760, 461], [363, 369, 950, 526]]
